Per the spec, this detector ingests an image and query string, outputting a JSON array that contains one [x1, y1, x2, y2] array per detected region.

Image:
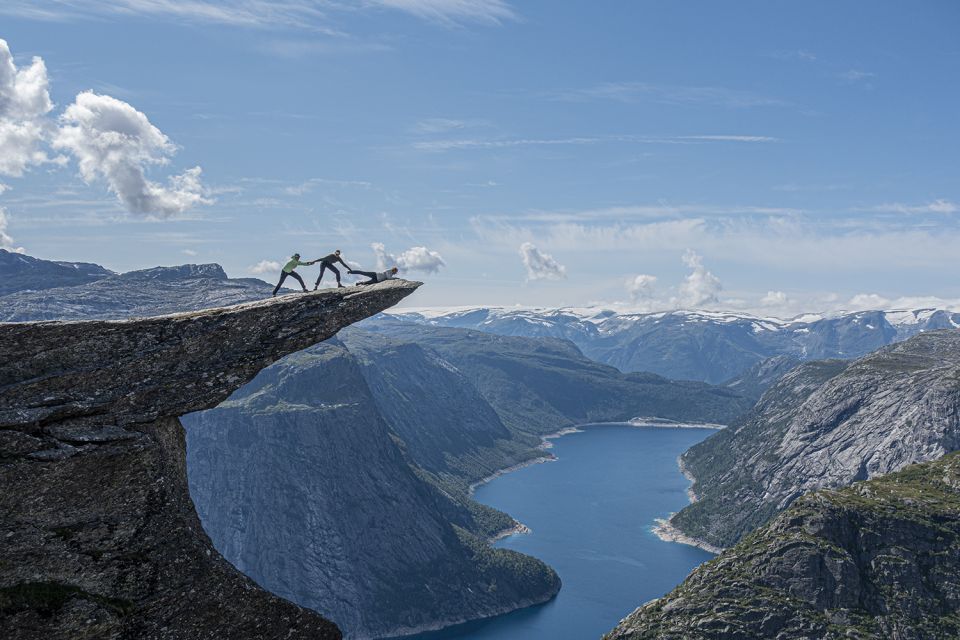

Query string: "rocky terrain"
[[185, 325, 748, 638], [0, 281, 419, 639], [670, 330, 960, 550], [0, 248, 113, 297], [0, 261, 272, 322], [606, 452, 960, 640], [386, 306, 960, 384], [185, 339, 560, 639]]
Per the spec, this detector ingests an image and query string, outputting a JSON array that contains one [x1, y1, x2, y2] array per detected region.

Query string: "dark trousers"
[[273, 270, 306, 295], [349, 269, 378, 285], [315, 261, 341, 286]]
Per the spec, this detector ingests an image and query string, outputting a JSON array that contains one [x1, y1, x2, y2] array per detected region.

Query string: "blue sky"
[[1, 1, 958, 314]]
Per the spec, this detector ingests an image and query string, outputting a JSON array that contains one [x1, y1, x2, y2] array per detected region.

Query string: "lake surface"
[[408, 424, 716, 640]]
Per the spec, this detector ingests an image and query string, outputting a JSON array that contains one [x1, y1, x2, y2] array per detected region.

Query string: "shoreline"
[[472, 426, 583, 542], [651, 517, 723, 554], [474, 421, 725, 544], [386, 585, 561, 640], [651, 450, 724, 554], [468, 426, 583, 496], [627, 417, 727, 430]]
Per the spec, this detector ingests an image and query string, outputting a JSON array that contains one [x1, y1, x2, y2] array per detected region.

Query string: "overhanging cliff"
[[0, 280, 420, 639]]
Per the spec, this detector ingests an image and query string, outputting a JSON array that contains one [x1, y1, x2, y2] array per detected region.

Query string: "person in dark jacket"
[[272, 253, 314, 296], [350, 266, 399, 285], [313, 250, 350, 289]]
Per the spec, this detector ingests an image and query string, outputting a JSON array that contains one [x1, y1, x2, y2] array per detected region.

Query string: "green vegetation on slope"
[[606, 452, 960, 640]]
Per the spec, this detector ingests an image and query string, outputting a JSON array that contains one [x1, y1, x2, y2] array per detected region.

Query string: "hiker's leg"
[[290, 271, 307, 291], [351, 270, 376, 279], [314, 263, 327, 287], [329, 264, 341, 285], [273, 271, 288, 296]]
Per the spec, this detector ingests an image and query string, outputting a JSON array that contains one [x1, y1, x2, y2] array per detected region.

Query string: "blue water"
[[408, 424, 716, 640]]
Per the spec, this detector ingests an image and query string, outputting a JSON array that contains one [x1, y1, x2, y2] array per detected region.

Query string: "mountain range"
[[384, 305, 960, 385]]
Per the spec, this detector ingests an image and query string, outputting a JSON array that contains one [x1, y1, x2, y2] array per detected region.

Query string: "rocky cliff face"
[[0, 281, 419, 639], [606, 452, 960, 640], [671, 329, 960, 549], [185, 340, 560, 639]]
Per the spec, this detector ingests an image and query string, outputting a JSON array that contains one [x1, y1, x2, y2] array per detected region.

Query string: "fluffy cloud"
[[626, 274, 657, 300], [519, 242, 566, 281], [53, 92, 211, 217], [676, 250, 721, 307], [0, 208, 25, 253], [761, 290, 788, 306], [0, 39, 54, 177], [372, 242, 446, 273], [250, 259, 281, 274]]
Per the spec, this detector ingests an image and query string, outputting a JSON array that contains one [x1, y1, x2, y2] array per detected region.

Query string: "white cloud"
[[250, 259, 281, 274], [676, 250, 721, 307], [0, 39, 54, 177], [373, 0, 517, 25], [181, 248, 198, 256], [414, 134, 777, 152], [761, 290, 788, 306], [0, 207, 25, 253], [626, 274, 657, 300], [53, 92, 211, 217], [872, 199, 958, 215], [372, 242, 446, 273], [519, 242, 566, 281], [847, 293, 889, 310], [414, 118, 468, 134], [2, 0, 516, 29], [838, 69, 876, 82]]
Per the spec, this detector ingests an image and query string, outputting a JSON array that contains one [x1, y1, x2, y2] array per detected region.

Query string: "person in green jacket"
[[272, 253, 314, 296]]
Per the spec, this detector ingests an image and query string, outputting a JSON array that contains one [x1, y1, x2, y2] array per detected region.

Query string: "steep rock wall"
[[0, 281, 420, 639]]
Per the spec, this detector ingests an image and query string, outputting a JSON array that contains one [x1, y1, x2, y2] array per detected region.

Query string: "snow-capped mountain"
[[381, 305, 960, 384]]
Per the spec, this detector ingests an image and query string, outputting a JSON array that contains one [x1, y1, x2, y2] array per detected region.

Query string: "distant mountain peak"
[[121, 263, 229, 281]]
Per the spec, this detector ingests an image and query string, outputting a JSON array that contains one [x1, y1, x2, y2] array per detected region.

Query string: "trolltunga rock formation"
[[0, 280, 420, 639]]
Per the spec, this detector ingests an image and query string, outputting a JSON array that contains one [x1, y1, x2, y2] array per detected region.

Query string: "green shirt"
[[282, 258, 306, 273]]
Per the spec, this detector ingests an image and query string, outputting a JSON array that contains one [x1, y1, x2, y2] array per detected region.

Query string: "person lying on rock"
[[312, 249, 351, 290], [349, 266, 399, 285], [272, 253, 315, 296]]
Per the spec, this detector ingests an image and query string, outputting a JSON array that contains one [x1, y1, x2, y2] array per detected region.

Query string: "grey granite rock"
[[605, 452, 960, 640], [671, 329, 960, 550], [0, 280, 420, 639]]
